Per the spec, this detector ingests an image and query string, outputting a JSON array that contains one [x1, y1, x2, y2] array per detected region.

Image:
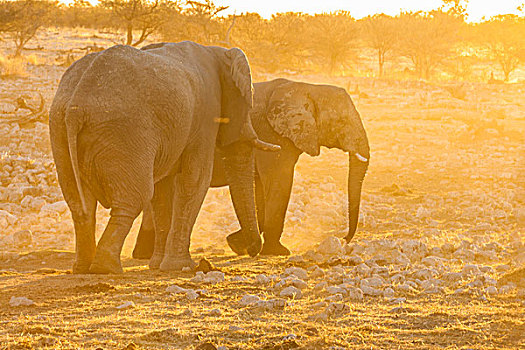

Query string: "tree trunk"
[[126, 22, 133, 45]]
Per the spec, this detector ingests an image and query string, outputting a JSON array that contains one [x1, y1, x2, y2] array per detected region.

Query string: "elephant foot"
[[159, 255, 197, 271], [226, 230, 248, 256], [226, 230, 262, 257], [149, 253, 164, 270], [260, 241, 291, 256], [72, 260, 92, 274], [132, 229, 155, 259], [88, 250, 123, 274]]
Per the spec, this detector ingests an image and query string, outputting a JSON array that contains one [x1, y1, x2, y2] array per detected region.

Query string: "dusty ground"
[[0, 29, 524, 349]]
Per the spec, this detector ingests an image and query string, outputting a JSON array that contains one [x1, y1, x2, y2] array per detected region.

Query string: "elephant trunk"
[[345, 147, 369, 243], [222, 141, 262, 257]]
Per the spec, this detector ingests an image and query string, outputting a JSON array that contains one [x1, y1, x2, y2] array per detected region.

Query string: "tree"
[[0, 0, 57, 57], [305, 11, 359, 75], [361, 14, 398, 77], [101, 0, 176, 46], [160, 0, 228, 45], [477, 15, 525, 81], [396, 10, 462, 79]]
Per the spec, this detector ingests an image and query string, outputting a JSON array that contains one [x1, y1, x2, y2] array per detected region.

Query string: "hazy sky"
[[78, 0, 523, 22], [218, 0, 521, 21]]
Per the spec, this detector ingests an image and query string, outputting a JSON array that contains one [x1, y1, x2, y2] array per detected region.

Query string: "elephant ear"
[[217, 48, 254, 147], [267, 84, 320, 156], [225, 48, 253, 107]]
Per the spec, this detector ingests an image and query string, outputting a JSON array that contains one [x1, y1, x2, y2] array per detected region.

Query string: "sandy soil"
[[0, 29, 524, 349]]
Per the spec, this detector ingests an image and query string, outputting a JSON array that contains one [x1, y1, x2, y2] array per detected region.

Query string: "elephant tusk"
[[252, 139, 281, 152], [355, 153, 368, 162]]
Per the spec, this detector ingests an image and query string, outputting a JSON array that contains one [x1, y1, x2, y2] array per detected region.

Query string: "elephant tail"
[[64, 106, 87, 214]]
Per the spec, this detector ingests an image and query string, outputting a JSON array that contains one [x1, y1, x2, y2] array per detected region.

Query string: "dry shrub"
[[25, 54, 42, 66], [0, 55, 27, 78]]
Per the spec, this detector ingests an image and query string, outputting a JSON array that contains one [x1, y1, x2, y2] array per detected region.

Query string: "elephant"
[[49, 41, 278, 274], [132, 78, 370, 258]]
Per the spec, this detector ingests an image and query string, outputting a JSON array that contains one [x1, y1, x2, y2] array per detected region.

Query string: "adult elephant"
[[133, 78, 369, 258], [49, 42, 277, 274]]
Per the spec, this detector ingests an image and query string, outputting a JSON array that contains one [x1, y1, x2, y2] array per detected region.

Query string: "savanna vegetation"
[[0, 0, 524, 80]]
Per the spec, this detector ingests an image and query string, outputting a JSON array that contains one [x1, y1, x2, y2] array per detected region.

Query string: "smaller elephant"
[[133, 78, 369, 259]]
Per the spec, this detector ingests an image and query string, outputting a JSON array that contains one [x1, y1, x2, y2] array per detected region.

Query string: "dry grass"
[[0, 28, 524, 350], [0, 55, 27, 78]]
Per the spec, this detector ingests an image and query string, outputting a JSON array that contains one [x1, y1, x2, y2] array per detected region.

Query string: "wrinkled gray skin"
[[133, 78, 370, 258], [49, 42, 276, 274]]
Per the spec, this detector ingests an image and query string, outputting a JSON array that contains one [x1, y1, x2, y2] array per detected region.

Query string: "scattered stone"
[[317, 236, 343, 255], [116, 301, 135, 310], [383, 287, 395, 298], [9, 296, 34, 307], [208, 308, 222, 316], [346, 286, 364, 301], [12, 230, 32, 248], [185, 289, 199, 300], [256, 274, 270, 284], [284, 267, 308, 280], [361, 285, 382, 296], [239, 294, 260, 307], [280, 286, 302, 299], [484, 286, 498, 295]]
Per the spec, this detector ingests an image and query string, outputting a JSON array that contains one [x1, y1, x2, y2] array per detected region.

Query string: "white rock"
[[361, 285, 382, 296], [361, 277, 384, 289], [356, 263, 371, 277], [383, 287, 395, 298], [317, 236, 343, 255], [326, 286, 346, 295], [284, 267, 308, 280], [313, 281, 328, 291], [442, 272, 464, 284], [9, 296, 34, 307], [40, 201, 68, 215], [484, 286, 498, 295], [0, 210, 17, 229], [116, 301, 135, 309], [326, 302, 350, 315], [499, 284, 515, 294], [12, 230, 32, 248], [310, 267, 325, 278], [291, 279, 308, 290], [166, 285, 187, 294], [208, 308, 222, 316], [256, 274, 270, 284], [286, 255, 304, 263], [388, 297, 406, 304], [280, 286, 302, 299], [346, 286, 364, 301], [239, 294, 260, 306], [185, 289, 199, 300], [462, 264, 481, 276], [260, 298, 286, 310], [326, 294, 344, 302], [190, 271, 205, 283], [202, 271, 225, 284]]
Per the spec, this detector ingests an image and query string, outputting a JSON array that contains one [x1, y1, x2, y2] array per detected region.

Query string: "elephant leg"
[[89, 208, 138, 274], [160, 148, 213, 271], [71, 185, 97, 274], [132, 207, 155, 260], [149, 175, 175, 270], [259, 157, 297, 256], [226, 173, 265, 256]]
